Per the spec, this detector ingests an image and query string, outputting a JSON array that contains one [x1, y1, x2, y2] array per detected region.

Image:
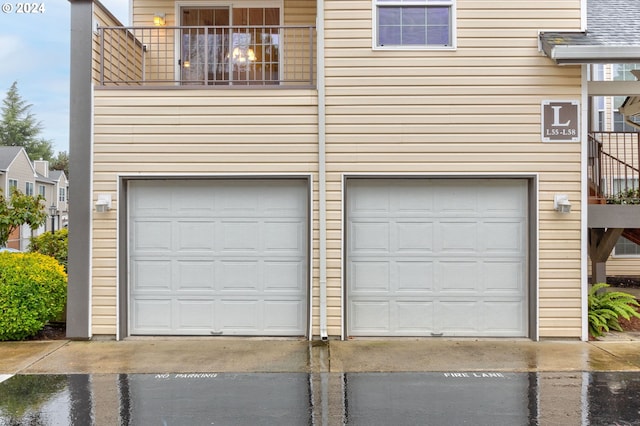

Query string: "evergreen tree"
[[0, 81, 54, 162], [50, 151, 69, 178]]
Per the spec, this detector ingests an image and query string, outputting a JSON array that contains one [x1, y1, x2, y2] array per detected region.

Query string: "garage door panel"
[[177, 300, 214, 329], [390, 182, 434, 213], [437, 189, 479, 214], [174, 187, 216, 215], [347, 179, 528, 337], [134, 260, 172, 291], [176, 261, 215, 290], [221, 221, 260, 251], [129, 179, 308, 336], [133, 299, 172, 331], [483, 261, 524, 294], [132, 184, 171, 213], [396, 261, 434, 292], [484, 301, 525, 335], [482, 185, 527, 214], [264, 221, 305, 251], [437, 261, 480, 293], [351, 301, 391, 332], [264, 261, 305, 291], [134, 221, 172, 251], [349, 183, 392, 214], [396, 222, 434, 252], [396, 301, 434, 332], [439, 222, 478, 253], [218, 300, 260, 332], [351, 222, 390, 252], [218, 261, 259, 291], [351, 261, 390, 292], [177, 221, 215, 250], [482, 222, 524, 253], [263, 301, 305, 331], [261, 190, 307, 216], [217, 187, 259, 215], [437, 301, 480, 333]]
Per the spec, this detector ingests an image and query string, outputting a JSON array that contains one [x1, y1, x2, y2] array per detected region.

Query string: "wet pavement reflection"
[[2, 371, 640, 425]]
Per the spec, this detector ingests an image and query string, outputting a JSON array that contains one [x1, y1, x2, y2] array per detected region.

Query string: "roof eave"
[[546, 45, 640, 65]]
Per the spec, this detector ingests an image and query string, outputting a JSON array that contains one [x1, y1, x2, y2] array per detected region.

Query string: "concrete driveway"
[[2, 339, 640, 425]]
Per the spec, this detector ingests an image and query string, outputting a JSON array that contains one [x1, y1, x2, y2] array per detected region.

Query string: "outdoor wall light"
[[95, 194, 112, 213], [554, 194, 572, 214], [153, 12, 166, 26]]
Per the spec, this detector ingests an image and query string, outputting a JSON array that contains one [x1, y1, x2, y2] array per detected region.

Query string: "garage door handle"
[[431, 332, 443, 337], [210, 331, 223, 335]]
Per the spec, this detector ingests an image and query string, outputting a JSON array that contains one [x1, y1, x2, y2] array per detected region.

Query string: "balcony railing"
[[97, 26, 316, 87], [588, 131, 640, 203]]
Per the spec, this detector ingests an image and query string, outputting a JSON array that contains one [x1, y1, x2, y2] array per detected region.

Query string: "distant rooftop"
[[0, 146, 24, 171]]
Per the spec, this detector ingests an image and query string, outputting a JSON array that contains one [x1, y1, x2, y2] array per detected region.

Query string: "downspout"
[[581, 64, 589, 342], [317, 0, 328, 340]]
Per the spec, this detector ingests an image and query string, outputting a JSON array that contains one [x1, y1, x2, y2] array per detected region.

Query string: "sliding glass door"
[[180, 6, 280, 85]]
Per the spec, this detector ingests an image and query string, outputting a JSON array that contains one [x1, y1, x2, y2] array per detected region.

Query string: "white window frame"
[[372, 0, 456, 50], [59, 187, 66, 202], [25, 181, 34, 196], [39, 185, 46, 197], [8, 179, 18, 189]]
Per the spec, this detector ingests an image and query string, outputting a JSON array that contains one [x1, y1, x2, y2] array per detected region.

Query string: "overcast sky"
[[0, 0, 129, 154]]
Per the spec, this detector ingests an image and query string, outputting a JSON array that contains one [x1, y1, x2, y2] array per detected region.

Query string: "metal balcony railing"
[[588, 131, 640, 204], [97, 26, 316, 87]]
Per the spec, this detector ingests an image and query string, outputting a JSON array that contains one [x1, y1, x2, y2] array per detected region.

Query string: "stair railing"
[[588, 132, 640, 203]]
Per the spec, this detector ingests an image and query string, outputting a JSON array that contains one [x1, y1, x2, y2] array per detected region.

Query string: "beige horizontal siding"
[[90, 89, 318, 335], [324, 0, 582, 338], [92, 0, 583, 339], [606, 257, 640, 277]]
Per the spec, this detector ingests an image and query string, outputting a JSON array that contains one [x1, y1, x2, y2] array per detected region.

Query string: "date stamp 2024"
[[2, 3, 45, 14]]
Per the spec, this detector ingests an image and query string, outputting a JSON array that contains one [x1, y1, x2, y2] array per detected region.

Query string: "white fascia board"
[[551, 45, 640, 64]]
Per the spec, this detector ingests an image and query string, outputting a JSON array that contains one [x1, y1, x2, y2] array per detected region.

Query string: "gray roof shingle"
[[540, 0, 640, 63], [587, 0, 640, 46]]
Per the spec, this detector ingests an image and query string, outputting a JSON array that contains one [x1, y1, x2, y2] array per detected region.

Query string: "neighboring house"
[[0, 147, 40, 249], [67, 0, 640, 341], [49, 170, 70, 229], [34, 160, 70, 232]]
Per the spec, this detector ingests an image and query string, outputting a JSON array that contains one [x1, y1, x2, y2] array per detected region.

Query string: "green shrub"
[[607, 188, 640, 205], [588, 283, 640, 338], [0, 252, 67, 341], [29, 228, 68, 272]]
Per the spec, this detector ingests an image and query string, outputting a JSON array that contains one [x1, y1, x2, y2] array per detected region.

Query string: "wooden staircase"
[[623, 228, 640, 245], [588, 131, 640, 283]]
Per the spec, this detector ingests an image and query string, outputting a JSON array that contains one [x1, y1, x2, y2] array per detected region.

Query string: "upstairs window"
[[25, 182, 34, 196], [8, 179, 17, 189], [59, 187, 66, 202], [375, 0, 455, 49], [39, 185, 46, 197], [614, 236, 640, 257]]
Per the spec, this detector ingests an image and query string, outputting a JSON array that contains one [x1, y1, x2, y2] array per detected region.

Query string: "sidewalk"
[[3, 338, 640, 375]]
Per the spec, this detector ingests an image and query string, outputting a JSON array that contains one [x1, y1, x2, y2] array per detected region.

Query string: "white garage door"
[[129, 179, 308, 336], [347, 179, 528, 337]]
